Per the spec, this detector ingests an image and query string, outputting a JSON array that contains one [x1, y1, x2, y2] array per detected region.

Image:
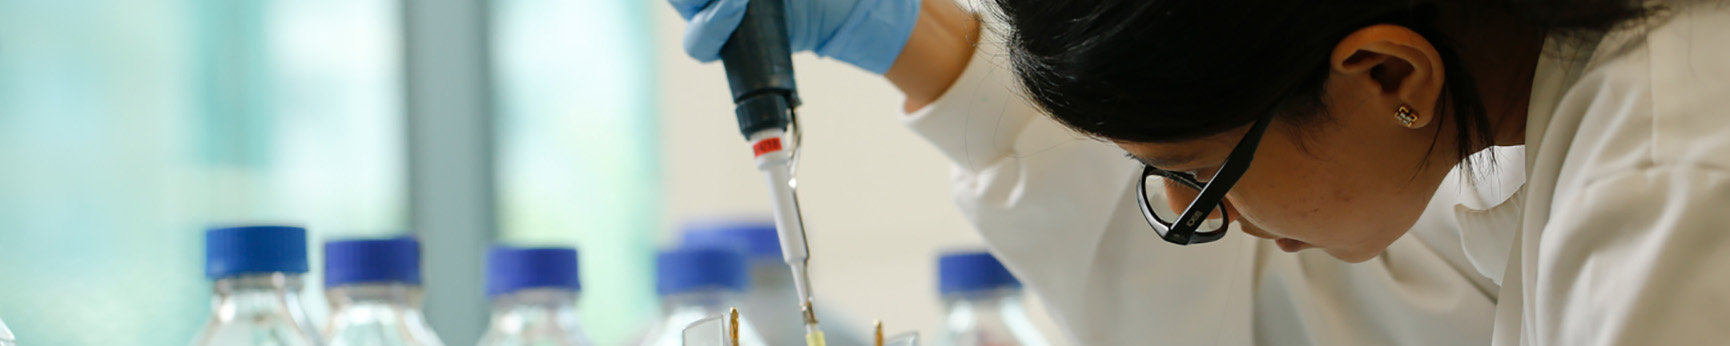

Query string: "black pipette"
[[717, 0, 827, 344]]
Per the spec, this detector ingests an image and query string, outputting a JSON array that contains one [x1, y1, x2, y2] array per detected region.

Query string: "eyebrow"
[[1125, 152, 1201, 169]]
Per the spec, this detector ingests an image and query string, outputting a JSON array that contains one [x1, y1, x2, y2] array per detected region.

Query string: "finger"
[[682, 0, 750, 61], [667, 0, 717, 20]]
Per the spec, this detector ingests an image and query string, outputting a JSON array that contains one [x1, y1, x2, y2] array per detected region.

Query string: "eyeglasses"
[[1135, 108, 1276, 245]]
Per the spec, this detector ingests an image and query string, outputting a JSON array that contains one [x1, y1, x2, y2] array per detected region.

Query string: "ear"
[[1329, 25, 1445, 128]]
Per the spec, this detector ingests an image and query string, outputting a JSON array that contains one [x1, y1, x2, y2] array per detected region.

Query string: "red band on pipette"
[[752, 137, 783, 157]]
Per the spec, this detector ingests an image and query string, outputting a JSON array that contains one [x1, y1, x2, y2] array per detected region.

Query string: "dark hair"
[[990, 0, 1646, 164]]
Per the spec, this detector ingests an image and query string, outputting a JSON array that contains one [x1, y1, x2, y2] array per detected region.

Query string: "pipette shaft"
[[748, 129, 827, 345], [716, 0, 820, 339]]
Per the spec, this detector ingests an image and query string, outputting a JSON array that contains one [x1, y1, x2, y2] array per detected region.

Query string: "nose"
[[1161, 180, 1198, 218], [1162, 180, 1227, 221]]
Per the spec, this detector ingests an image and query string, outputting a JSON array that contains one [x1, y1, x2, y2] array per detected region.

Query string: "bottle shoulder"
[[478, 303, 594, 346], [326, 304, 444, 346], [639, 307, 768, 346], [939, 291, 1051, 346], [193, 318, 322, 346], [199, 285, 322, 346]]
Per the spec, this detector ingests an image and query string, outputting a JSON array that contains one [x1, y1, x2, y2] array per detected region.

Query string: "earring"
[[1395, 105, 1418, 128]]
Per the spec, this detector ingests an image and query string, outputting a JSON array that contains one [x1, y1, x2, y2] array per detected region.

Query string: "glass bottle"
[[683, 221, 867, 346], [2, 315, 17, 346], [637, 247, 766, 346], [478, 246, 593, 346], [193, 225, 323, 346], [323, 237, 444, 346], [935, 251, 1049, 346]]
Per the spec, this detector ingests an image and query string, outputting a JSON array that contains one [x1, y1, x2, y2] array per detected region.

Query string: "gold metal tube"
[[874, 320, 884, 346], [729, 307, 741, 346]]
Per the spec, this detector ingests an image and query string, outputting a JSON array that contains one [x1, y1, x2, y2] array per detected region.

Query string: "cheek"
[[1222, 126, 1405, 248], [1223, 140, 1352, 237], [1225, 126, 1437, 258], [1236, 182, 1344, 235]]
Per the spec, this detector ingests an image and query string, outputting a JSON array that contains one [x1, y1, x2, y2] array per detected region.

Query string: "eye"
[[1191, 168, 1216, 182], [1161, 170, 1200, 182]]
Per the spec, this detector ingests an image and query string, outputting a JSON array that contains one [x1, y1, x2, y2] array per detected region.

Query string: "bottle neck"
[[324, 282, 441, 342], [493, 288, 579, 307], [326, 282, 424, 308], [210, 273, 312, 322], [661, 289, 743, 315], [486, 289, 584, 335], [942, 287, 1025, 328], [648, 289, 765, 346], [325, 282, 429, 326]]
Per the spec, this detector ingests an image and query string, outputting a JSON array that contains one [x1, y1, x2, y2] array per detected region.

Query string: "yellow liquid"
[[804, 331, 827, 346]]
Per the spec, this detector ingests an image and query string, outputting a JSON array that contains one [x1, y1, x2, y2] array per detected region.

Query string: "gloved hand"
[[668, 0, 920, 74]]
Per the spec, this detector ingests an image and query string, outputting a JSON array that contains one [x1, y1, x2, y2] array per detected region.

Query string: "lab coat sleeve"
[[899, 25, 1138, 274], [1537, 166, 1730, 345]]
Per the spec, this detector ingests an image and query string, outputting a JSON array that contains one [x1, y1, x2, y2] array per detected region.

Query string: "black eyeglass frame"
[[1135, 108, 1277, 245]]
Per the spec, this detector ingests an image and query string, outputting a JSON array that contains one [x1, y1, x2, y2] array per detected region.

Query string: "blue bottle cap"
[[938, 251, 1021, 294], [656, 246, 748, 296], [324, 237, 422, 287], [206, 225, 309, 279], [681, 220, 781, 260], [487, 246, 581, 297]]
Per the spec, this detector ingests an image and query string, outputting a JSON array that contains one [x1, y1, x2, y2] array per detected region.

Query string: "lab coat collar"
[[1451, 150, 1525, 286], [1450, 33, 1599, 286], [1523, 36, 1598, 174]]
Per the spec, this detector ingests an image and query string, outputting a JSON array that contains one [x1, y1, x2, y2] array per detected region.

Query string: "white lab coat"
[[899, 23, 1497, 345], [1469, 2, 1730, 345], [902, 1, 1730, 344]]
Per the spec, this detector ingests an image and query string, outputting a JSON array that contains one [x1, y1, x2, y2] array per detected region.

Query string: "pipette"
[[716, 0, 826, 343]]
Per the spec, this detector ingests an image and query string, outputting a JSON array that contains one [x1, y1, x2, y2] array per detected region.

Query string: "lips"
[[1275, 238, 1310, 253]]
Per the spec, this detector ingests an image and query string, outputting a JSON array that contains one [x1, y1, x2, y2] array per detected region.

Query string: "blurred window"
[[0, 0, 402, 343], [489, 0, 659, 343]]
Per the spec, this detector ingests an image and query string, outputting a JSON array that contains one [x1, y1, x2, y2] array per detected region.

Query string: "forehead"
[[1115, 129, 1245, 169]]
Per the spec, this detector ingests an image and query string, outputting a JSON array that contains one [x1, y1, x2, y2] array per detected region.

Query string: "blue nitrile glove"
[[668, 0, 920, 74]]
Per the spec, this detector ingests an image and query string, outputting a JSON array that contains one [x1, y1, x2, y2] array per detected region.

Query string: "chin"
[[1318, 224, 1409, 263], [1323, 247, 1384, 263]]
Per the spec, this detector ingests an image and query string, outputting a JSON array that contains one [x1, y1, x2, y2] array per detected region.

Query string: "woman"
[[670, 0, 1729, 344]]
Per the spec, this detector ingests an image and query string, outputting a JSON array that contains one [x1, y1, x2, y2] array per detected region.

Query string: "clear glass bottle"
[[1, 315, 17, 346], [682, 221, 866, 346], [322, 237, 445, 346], [478, 246, 593, 346], [935, 251, 1049, 346], [637, 247, 766, 346], [193, 225, 323, 346]]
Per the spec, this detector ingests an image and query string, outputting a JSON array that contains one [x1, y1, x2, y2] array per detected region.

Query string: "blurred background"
[[0, 0, 1066, 345]]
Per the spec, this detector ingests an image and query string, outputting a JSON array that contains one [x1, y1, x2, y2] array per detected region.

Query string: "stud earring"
[[1395, 105, 1418, 128]]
